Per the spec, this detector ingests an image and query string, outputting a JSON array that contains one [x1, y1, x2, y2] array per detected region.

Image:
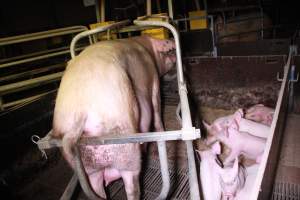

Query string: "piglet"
[[205, 120, 266, 165], [197, 142, 222, 200], [245, 104, 274, 126], [204, 109, 270, 139], [215, 157, 246, 200]]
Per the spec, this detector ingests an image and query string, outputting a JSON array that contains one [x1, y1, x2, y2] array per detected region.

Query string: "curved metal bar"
[[134, 19, 201, 200], [70, 20, 130, 58], [155, 141, 170, 200]]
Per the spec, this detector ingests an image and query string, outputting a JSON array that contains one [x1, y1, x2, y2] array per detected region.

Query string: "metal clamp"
[[181, 127, 201, 141]]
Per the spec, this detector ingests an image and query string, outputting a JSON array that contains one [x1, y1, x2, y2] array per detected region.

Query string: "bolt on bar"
[[70, 20, 130, 58], [134, 18, 201, 200]]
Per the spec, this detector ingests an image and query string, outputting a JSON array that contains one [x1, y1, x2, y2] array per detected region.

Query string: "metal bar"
[[2, 89, 57, 109], [250, 46, 296, 200], [0, 47, 84, 69], [0, 63, 65, 84], [70, 20, 130, 58], [0, 72, 63, 96], [147, 0, 152, 16], [168, 0, 174, 20], [0, 46, 68, 64], [133, 19, 200, 200], [101, 0, 105, 22], [37, 129, 200, 150], [60, 174, 78, 200], [0, 26, 88, 46], [156, 141, 170, 200], [194, 0, 201, 10]]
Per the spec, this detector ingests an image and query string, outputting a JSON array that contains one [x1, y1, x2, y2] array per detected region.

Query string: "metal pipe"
[[0, 63, 65, 84], [70, 20, 130, 58], [194, 0, 201, 10], [2, 89, 57, 110], [155, 141, 170, 200], [0, 47, 84, 69], [147, 0, 152, 16], [37, 129, 200, 150], [101, 0, 105, 22], [0, 46, 69, 64], [0, 26, 88, 46], [60, 174, 78, 200], [168, 0, 174, 20], [0, 72, 63, 96]]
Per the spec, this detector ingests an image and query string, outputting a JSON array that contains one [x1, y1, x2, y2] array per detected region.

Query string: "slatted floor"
[[77, 159, 191, 200]]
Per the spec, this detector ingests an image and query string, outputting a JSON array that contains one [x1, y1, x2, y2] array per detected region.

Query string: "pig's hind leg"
[[152, 77, 164, 132]]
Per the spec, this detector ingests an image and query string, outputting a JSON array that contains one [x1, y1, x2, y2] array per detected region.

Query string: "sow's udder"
[[80, 144, 140, 170]]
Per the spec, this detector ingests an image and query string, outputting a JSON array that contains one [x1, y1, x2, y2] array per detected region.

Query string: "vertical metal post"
[[194, 0, 201, 11], [156, 141, 170, 200], [168, 0, 174, 20], [147, 0, 152, 16], [100, 0, 105, 22]]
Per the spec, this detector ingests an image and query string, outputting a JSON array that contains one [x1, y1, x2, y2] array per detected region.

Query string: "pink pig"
[[204, 121, 266, 165], [204, 109, 270, 139], [197, 142, 222, 200], [245, 104, 275, 126], [215, 157, 246, 200], [51, 36, 176, 199]]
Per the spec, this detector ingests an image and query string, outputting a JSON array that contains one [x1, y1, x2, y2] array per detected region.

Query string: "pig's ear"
[[232, 109, 243, 126], [203, 120, 211, 130], [211, 142, 221, 155]]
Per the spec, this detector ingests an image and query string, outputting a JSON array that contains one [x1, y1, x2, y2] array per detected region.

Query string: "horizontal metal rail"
[[0, 47, 84, 69], [0, 46, 70, 64], [0, 26, 88, 46], [0, 63, 65, 84], [37, 129, 200, 150], [0, 71, 63, 96], [1, 89, 57, 110]]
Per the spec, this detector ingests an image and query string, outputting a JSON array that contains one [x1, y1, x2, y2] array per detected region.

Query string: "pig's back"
[[53, 41, 139, 137]]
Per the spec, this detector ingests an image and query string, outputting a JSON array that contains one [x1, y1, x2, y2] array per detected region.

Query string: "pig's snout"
[[223, 193, 234, 200]]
